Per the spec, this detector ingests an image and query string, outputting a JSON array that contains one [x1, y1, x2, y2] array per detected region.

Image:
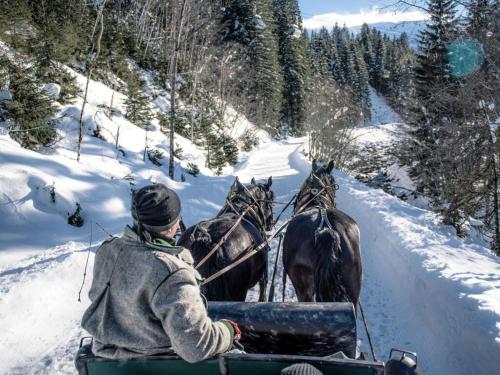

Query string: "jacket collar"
[[122, 225, 194, 265]]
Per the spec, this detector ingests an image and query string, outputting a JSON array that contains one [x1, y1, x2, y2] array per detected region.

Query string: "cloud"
[[303, 7, 429, 29]]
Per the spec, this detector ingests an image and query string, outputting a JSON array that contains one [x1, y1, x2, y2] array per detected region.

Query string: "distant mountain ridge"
[[349, 20, 426, 48]]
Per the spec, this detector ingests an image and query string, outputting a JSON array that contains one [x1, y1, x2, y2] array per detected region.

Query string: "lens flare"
[[447, 37, 484, 78]]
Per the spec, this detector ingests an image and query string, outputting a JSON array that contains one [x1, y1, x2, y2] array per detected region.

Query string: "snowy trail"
[[1, 137, 499, 374], [235, 138, 500, 375]]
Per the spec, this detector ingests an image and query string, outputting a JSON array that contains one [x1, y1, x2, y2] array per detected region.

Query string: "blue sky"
[[299, 0, 429, 29]]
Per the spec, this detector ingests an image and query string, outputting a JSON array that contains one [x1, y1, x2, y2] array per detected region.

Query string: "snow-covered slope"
[[0, 70, 499, 374], [367, 86, 402, 126]]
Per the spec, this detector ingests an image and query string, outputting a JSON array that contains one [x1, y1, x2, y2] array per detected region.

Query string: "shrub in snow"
[[57, 69, 80, 104], [124, 72, 153, 129], [180, 173, 186, 182], [240, 131, 259, 152], [43, 183, 56, 204], [186, 162, 200, 177], [147, 147, 164, 167], [92, 125, 105, 141], [158, 112, 191, 139], [173, 143, 183, 160], [222, 135, 239, 165], [67, 203, 84, 227]]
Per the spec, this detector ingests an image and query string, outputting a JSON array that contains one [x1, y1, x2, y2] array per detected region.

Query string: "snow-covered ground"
[[366, 86, 402, 126], [1, 72, 499, 374]]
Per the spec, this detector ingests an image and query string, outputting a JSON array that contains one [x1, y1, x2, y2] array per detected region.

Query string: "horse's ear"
[[251, 177, 256, 185], [267, 176, 272, 188], [231, 176, 243, 192], [312, 159, 318, 172], [327, 160, 335, 173]]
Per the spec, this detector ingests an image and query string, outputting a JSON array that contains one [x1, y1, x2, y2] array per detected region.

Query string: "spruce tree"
[[274, 0, 309, 134], [406, 0, 461, 226], [351, 43, 371, 118], [249, 0, 283, 129], [467, 0, 492, 35], [221, 0, 255, 45], [359, 24, 374, 76], [337, 27, 354, 86], [0, 0, 33, 55], [7, 63, 57, 149], [124, 73, 153, 129], [372, 35, 386, 92], [221, 134, 239, 165], [414, 0, 458, 103], [311, 28, 332, 78]]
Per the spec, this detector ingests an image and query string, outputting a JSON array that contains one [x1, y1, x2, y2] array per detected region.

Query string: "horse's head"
[[296, 160, 337, 211], [228, 176, 275, 232]]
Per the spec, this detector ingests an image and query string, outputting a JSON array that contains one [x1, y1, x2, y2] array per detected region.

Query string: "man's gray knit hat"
[[132, 184, 181, 232]]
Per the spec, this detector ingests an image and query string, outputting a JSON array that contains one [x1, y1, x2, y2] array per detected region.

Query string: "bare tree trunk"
[[168, 0, 189, 180], [190, 72, 199, 143], [77, 2, 106, 162], [144, 128, 148, 161], [487, 120, 500, 255], [108, 83, 115, 118], [115, 125, 120, 158]]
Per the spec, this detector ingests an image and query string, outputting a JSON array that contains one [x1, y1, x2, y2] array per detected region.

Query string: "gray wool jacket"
[[81, 226, 232, 363]]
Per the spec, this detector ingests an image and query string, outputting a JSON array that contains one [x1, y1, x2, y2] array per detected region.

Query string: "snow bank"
[[238, 138, 500, 375]]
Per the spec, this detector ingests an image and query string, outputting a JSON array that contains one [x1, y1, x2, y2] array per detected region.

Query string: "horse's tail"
[[313, 224, 345, 302]]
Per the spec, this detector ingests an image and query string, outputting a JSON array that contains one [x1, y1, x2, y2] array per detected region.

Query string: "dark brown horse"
[[282, 160, 362, 304], [178, 176, 274, 301]]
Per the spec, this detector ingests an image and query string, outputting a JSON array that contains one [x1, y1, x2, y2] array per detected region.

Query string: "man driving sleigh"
[[81, 183, 240, 363]]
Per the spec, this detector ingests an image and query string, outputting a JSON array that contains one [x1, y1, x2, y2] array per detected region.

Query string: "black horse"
[[282, 160, 362, 304], [178, 176, 274, 301]]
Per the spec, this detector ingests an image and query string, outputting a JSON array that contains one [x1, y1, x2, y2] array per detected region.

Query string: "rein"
[[195, 187, 270, 270], [195, 204, 252, 270], [201, 217, 292, 286], [201, 187, 330, 286]]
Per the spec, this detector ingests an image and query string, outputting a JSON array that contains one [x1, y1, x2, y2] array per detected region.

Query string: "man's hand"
[[220, 319, 242, 342], [225, 319, 241, 340]]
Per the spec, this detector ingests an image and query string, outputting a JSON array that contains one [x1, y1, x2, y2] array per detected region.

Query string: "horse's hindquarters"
[[282, 209, 362, 304]]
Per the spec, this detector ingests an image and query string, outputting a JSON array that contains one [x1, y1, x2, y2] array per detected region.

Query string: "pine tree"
[[467, 0, 492, 35], [337, 27, 354, 86], [7, 63, 58, 149], [359, 24, 374, 76], [124, 73, 153, 128], [0, 0, 32, 52], [311, 27, 332, 78], [351, 43, 371, 118], [405, 0, 463, 228], [220, 0, 282, 131], [249, 0, 283, 129], [221, 134, 239, 165], [274, 0, 309, 134], [221, 0, 255, 45], [372, 35, 386, 92], [414, 0, 458, 103], [26, 0, 85, 103]]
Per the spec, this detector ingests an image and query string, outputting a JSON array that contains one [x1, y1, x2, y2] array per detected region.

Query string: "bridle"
[[294, 172, 339, 215], [195, 182, 273, 271], [220, 183, 274, 233]]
